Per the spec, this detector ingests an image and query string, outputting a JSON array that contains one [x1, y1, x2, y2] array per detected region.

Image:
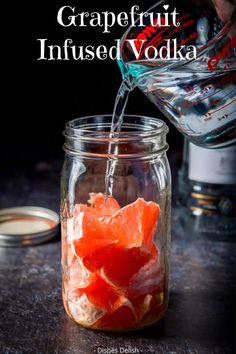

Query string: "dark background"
[[2, 0, 183, 168], [1, 5, 234, 354]]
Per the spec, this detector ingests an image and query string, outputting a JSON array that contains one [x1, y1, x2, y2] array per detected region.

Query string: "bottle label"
[[188, 143, 236, 185]]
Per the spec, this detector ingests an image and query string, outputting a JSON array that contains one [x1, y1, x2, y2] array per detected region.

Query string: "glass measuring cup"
[[118, 0, 236, 148]]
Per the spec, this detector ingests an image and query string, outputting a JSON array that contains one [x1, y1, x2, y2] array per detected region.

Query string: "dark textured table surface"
[[0, 159, 235, 354]]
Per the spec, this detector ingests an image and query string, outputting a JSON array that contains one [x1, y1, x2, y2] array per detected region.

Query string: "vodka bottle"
[[178, 139, 236, 240]]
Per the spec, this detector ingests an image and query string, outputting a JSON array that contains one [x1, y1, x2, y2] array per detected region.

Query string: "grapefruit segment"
[[83, 245, 150, 286], [81, 208, 112, 240], [79, 273, 124, 313], [72, 193, 120, 257], [94, 304, 137, 331], [73, 237, 116, 259], [111, 198, 160, 249], [141, 200, 161, 249], [68, 292, 106, 327], [132, 294, 153, 322], [68, 252, 91, 289], [127, 245, 164, 297], [88, 193, 120, 216]]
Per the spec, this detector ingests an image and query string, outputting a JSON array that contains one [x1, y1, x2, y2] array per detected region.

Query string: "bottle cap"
[[0, 206, 59, 247]]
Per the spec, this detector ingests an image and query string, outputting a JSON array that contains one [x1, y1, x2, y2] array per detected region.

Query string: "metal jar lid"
[[0, 206, 59, 247]]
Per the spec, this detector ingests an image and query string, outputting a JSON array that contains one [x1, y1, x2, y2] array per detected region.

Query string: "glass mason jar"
[[61, 115, 171, 332]]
